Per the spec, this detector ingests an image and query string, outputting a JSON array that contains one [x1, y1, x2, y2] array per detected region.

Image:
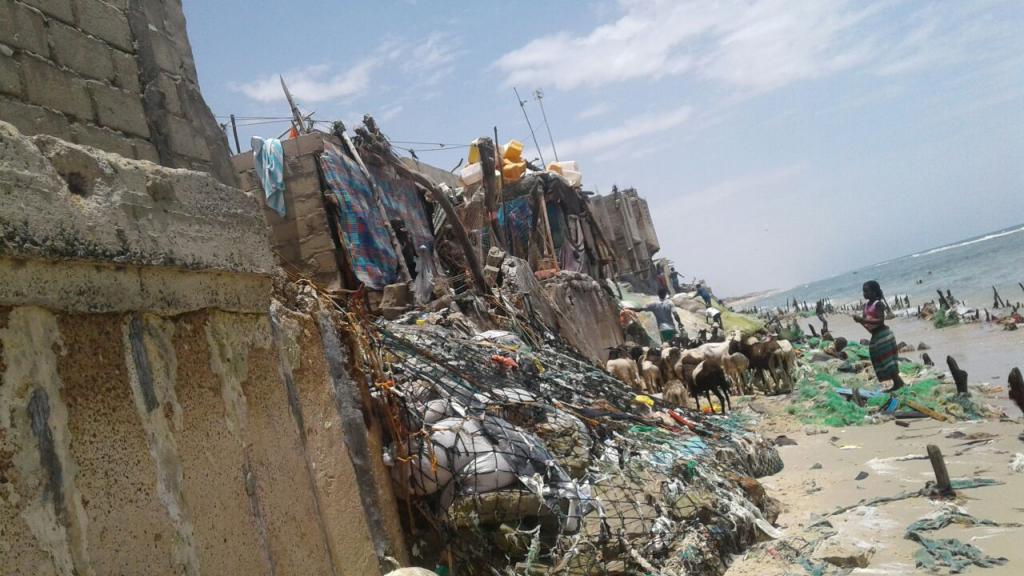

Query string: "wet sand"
[[725, 313, 1024, 575], [726, 400, 1024, 575]]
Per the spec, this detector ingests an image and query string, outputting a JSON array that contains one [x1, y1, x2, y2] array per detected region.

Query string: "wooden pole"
[[926, 444, 953, 496], [229, 114, 241, 154], [476, 137, 505, 250]]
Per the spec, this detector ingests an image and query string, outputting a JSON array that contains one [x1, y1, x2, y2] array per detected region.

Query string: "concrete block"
[[21, 0, 74, 22], [381, 283, 411, 308], [0, 96, 71, 137], [88, 81, 149, 137], [296, 132, 326, 155], [133, 139, 159, 162], [0, 1, 49, 56], [231, 151, 255, 173], [110, 48, 140, 92], [154, 73, 182, 115], [48, 21, 115, 81], [19, 54, 93, 120], [69, 122, 136, 158], [298, 231, 335, 257], [150, 30, 183, 73], [76, 0, 133, 52], [0, 51, 22, 97], [166, 114, 211, 160]]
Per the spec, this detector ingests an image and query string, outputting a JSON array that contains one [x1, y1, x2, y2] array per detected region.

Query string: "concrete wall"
[[0, 0, 234, 184], [232, 132, 347, 291], [0, 121, 408, 575]]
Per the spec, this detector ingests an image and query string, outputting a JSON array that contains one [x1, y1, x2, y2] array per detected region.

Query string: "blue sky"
[[183, 0, 1024, 296]]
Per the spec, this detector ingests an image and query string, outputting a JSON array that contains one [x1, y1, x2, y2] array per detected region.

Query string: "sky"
[[183, 0, 1024, 297]]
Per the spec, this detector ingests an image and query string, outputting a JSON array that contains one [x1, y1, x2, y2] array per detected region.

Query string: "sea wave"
[[910, 224, 1024, 258]]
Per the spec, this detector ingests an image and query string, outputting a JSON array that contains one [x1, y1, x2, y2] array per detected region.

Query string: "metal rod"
[[513, 87, 546, 168], [535, 89, 558, 162]]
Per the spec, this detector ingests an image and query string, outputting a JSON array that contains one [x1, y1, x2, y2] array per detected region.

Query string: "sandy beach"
[[724, 313, 1024, 575]]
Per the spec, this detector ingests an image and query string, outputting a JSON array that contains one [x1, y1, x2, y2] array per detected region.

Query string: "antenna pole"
[[535, 89, 558, 162], [513, 86, 546, 167]]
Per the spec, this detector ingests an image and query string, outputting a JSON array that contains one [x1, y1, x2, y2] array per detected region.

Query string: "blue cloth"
[[319, 142, 399, 290], [251, 137, 286, 217]]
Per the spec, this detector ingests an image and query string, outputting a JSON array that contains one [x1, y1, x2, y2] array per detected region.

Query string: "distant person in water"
[[853, 280, 905, 392]]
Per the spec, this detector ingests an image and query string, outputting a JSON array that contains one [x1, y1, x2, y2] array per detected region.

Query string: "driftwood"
[[946, 356, 969, 396], [927, 444, 954, 497], [1008, 367, 1024, 416]]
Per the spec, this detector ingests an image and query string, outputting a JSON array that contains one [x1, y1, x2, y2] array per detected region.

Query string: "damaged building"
[[1, 2, 784, 575]]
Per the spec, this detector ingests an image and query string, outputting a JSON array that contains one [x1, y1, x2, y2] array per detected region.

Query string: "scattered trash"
[[810, 462, 822, 470], [855, 471, 869, 481], [905, 508, 1020, 573], [1010, 453, 1024, 474]]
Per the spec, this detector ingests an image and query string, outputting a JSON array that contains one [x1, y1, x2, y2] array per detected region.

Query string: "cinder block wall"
[[0, 0, 235, 184], [233, 133, 347, 291]]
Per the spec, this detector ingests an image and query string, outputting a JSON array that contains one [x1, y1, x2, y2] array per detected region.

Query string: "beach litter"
[[1010, 453, 1024, 474], [904, 508, 1021, 573]]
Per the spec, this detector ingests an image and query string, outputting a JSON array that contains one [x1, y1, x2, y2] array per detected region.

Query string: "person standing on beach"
[[627, 288, 682, 344], [853, 280, 905, 392], [815, 299, 829, 333]]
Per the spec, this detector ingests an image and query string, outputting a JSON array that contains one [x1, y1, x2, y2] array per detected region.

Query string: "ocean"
[[751, 223, 1024, 310]]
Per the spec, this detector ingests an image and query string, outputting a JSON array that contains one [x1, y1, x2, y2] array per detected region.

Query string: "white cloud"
[[231, 59, 377, 103], [577, 102, 613, 120], [556, 104, 691, 156], [495, 0, 1004, 95], [403, 32, 461, 86], [377, 104, 404, 122]]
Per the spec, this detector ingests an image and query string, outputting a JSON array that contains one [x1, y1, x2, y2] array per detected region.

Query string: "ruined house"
[[590, 186, 662, 292]]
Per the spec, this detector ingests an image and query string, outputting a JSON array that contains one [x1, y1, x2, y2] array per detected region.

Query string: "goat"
[[691, 359, 732, 413], [721, 352, 750, 395], [739, 337, 794, 394], [663, 379, 689, 407]]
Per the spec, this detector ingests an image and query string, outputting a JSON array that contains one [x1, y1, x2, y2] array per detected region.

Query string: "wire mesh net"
[[355, 317, 784, 575]]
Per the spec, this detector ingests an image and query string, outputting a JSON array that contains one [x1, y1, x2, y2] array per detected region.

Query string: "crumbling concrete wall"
[[542, 272, 625, 364], [0, 0, 234, 184], [0, 122, 408, 574]]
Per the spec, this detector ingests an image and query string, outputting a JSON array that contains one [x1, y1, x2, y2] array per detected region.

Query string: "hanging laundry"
[[251, 136, 286, 217], [319, 142, 399, 290]]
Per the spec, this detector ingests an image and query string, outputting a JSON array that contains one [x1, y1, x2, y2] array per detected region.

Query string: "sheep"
[[606, 349, 643, 391], [691, 359, 732, 413]]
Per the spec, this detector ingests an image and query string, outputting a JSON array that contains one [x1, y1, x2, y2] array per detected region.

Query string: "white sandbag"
[[402, 437, 455, 496], [457, 452, 517, 495], [429, 417, 493, 472]]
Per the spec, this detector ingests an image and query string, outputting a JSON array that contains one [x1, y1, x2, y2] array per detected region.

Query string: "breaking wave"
[[911, 224, 1024, 258]]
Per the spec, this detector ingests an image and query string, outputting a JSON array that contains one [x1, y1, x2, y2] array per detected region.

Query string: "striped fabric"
[[370, 165, 434, 249], [869, 326, 900, 381], [319, 142, 399, 290]]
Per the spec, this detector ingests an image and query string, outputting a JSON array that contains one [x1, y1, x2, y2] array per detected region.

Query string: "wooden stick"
[[906, 400, 946, 422], [927, 444, 953, 495]]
